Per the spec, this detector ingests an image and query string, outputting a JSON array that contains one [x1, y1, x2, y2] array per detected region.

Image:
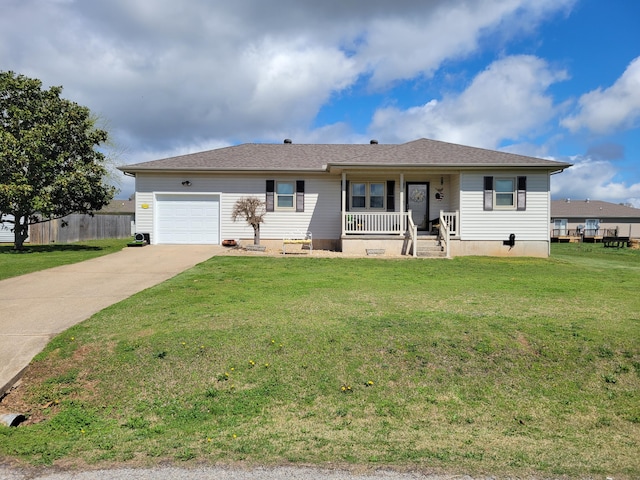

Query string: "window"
[[370, 183, 384, 208], [276, 181, 294, 209], [495, 178, 515, 208], [352, 183, 366, 208], [266, 180, 305, 212], [350, 182, 385, 210], [484, 176, 526, 211]]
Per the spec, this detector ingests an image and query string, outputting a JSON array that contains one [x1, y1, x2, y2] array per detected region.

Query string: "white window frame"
[[494, 177, 516, 209], [350, 182, 385, 210], [275, 181, 295, 210]]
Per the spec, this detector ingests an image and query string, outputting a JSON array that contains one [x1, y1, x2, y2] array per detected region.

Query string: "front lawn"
[[1, 244, 638, 478], [0, 239, 131, 280]]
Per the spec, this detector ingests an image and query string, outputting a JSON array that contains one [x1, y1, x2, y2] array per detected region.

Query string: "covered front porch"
[[340, 210, 458, 257], [338, 170, 459, 257]]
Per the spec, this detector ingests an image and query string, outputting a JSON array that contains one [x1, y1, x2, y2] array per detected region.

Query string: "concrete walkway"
[[0, 245, 219, 396]]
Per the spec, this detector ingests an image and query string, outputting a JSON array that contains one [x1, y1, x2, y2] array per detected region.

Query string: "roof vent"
[[284, 139, 292, 144], [370, 139, 378, 144]]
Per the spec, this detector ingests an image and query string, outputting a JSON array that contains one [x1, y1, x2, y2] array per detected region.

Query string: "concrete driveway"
[[0, 245, 219, 396]]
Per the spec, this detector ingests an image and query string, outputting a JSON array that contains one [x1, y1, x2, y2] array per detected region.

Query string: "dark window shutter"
[[296, 180, 305, 212], [517, 176, 527, 211], [345, 180, 350, 212], [386, 180, 395, 212], [266, 180, 275, 212], [483, 176, 493, 211]]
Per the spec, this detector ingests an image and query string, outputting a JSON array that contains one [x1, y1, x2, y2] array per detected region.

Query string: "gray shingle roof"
[[551, 200, 640, 219], [118, 138, 571, 173]]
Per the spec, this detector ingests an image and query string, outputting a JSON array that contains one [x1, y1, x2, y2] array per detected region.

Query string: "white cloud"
[[0, 0, 574, 158], [369, 55, 567, 147], [551, 157, 640, 208], [358, 0, 574, 88], [561, 56, 640, 134]]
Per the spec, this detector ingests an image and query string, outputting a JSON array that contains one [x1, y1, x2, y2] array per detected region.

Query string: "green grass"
[[1, 244, 639, 478], [0, 239, 131, 280]]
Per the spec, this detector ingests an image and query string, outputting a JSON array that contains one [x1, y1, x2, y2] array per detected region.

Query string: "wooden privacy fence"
[[29, 214, 134, 244]]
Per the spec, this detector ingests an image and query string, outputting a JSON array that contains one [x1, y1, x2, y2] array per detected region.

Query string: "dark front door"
[[406, 182, 429, 231]]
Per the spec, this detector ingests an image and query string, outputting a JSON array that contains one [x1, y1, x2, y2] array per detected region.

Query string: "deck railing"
[[343, 212, 408, 235]]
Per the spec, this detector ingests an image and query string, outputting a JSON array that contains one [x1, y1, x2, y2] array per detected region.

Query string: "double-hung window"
[[276, 181, 295, 209], [484, 176, 526, 211], [495, 178, 515, 208], [351, 182, 385, 210]]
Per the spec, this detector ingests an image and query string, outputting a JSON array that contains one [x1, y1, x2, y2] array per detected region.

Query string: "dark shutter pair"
[[265, 180, 304, 212], [483, 176, 526, 211]]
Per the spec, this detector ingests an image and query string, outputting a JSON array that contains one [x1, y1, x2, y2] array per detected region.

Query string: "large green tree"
[[0, 71, 115, 249]]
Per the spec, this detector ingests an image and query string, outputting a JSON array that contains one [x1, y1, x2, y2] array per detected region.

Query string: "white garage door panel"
[[156, 194, 219, 244]]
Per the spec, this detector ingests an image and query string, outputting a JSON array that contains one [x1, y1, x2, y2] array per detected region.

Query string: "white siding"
[[0, 216, 15, 243], [134, 173, 341, 243], [460, 171, 550, 241]]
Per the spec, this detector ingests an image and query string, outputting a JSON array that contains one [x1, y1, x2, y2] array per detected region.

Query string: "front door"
[[406, 182, 429, 231]]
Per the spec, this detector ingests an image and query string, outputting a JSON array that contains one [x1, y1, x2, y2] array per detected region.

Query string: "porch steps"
[[415, 237, 446, 258]]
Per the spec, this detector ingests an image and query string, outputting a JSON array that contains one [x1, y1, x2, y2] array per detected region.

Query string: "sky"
[[1, 0, 639, 205]]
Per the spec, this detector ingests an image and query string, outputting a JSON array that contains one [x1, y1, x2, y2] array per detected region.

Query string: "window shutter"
[[517, 176, 526, 211], [296, 180, 305, 212], [266, 180, 275, 212], [386, 180, 395, 212], [483, 176, 494, 211], [345, 180, 350, 212]]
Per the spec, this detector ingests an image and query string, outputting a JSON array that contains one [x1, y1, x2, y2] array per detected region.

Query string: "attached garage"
[[155, 194, 220, 244]]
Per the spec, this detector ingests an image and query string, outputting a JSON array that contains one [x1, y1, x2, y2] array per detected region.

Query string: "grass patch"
[[0, 244, 638, 478], [0, 239, 131, 280]]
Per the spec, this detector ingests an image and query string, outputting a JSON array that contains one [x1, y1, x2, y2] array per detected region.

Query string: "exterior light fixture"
[[182, 180, 192, 187]]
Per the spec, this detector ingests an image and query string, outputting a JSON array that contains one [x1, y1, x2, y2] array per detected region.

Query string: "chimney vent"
[[370, 139, 378, 144], [284, 139, 292, 144]]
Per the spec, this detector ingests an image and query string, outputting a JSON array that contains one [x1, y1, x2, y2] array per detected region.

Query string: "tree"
[[0, 71, 115, 250], [231, 197, 266, 245]]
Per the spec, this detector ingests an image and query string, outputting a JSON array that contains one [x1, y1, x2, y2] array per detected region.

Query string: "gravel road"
[[0, 465, 488, 480]]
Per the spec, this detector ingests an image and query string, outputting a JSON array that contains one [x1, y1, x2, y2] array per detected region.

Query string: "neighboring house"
[[551, 199, 640, 242], [118, 138, 571, 257], [0, 214, 22, 244]]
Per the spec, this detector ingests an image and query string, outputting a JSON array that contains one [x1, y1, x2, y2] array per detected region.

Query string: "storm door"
[[406, 182, 429, 231]]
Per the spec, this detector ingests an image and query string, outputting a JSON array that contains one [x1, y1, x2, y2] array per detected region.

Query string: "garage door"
[[155, 194, 220, 244]]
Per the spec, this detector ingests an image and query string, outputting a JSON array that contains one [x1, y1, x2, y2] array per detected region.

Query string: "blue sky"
[[1, 0, 639, 205]]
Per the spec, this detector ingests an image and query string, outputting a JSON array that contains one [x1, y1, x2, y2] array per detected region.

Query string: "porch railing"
[[440, 211, 459, 237], [407, 211, 417, 257], [439, 212, 451, 259], [343, 212, 408, 235]]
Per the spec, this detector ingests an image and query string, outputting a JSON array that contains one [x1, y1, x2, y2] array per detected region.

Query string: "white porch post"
[[341, 172, 346, 236]]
